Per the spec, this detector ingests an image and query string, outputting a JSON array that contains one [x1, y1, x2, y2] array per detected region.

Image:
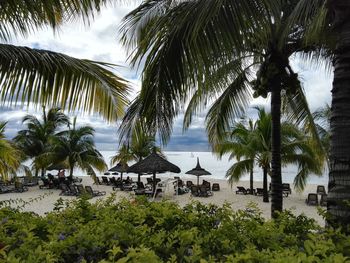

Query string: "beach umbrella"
[[108, 162, 128, 181], [185, 158, 211, 186], [127, 151, 181, 192]]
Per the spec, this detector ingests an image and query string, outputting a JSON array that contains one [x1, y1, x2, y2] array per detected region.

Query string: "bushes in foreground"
[[0, 195, 349, 262]]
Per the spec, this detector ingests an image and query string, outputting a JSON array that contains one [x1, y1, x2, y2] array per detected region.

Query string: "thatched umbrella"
[[127, 151, 181, 192], [185, 158, 211, 186], [109, 162, 128, 181]]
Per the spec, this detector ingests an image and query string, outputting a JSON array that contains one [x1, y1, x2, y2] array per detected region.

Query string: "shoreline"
[[0, 176, 326, 226]]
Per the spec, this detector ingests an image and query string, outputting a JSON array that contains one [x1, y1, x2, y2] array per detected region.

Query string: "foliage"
[[0, 196, 349, 262], [215, 108, 324, 192], [0, 122, 23, 180], [0, 1, 129, 121]]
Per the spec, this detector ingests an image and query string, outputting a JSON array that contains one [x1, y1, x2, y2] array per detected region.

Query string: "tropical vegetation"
[[14, 107, 70, 177], [0, 122, 22, 181], [118, 0, 328, 219], [112, 120, 161, 182], [0, 1, 129, 121], [1, 197, 349, 262], [215, 108, 323, 202], [41, 117, 107, 180]]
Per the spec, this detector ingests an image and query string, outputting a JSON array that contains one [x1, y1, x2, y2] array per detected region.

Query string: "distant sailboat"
[[190, 152, 194, 158]]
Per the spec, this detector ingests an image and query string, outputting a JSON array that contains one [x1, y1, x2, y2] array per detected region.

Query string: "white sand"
[[0, 176, 326, 226]]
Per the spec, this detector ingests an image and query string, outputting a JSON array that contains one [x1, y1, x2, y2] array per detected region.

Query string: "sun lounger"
[[255, 188, 264, 196], [316, 185, 326, 195], [13, 182, 28, 193], [23, 177, 39, 187], [199, 185, 213, 197], [59, 183, 73, 196], [85, 186, 106, 197], [191, 185, 199, 197], [101, 176, 110, 185], [282, 183, 292, 195], [68, 184, 78, 196], [236, 186, 248, 195], [306, 193, 318, 206], [0, 185, 12, 194], [186, 181, 193, 188], [320, 194, 327, 207], [76, 184, 87, 196], [212, 183, 220, 191]]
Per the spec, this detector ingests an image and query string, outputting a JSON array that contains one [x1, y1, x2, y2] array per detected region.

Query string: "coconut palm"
[[47, 118, 107, 180], [215, 119, 256, 194], [14, 107, 70, 176], [112, 120, 161, 182], [0, 1, 129, 121], [216, 108, 322, 202], [312, 103, 330, 165], [119, 0, 324, 217], [0, 122, 22, 181]]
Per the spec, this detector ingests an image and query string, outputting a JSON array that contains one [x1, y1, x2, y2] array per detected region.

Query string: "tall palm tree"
[[292, 1, 350, 228], [216, 108, 322, 202], [14, 107, 70, 176], [48, 118, 107, 180], [0, 122, 22, 181], [119, 0, 322, 217], [0, 1, 129, 121]]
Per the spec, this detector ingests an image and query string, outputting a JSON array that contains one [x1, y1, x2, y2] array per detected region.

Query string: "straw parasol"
[[109, 162, 128, 181], [185, 157, 211, 186], [127, 151, 181, 192]]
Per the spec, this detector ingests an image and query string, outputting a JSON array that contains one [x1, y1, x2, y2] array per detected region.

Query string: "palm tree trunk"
[[270, 86, 283, 218], [69, 165, 74, 180], [327, 0, 350, 230], [250, 168, 254, 194], [263, 167, 269, 202]]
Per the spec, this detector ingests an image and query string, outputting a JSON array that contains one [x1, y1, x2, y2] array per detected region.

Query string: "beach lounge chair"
[[212, 183, 220, 191], [23, 177, 39, 187], [101, 176, 110, 185], [85, 186, 106, 197], [14, 182, 28, 193], [0, 185, 12, 194], [186, 181, 193, 188], [316, 185, 327, 195], [199, 185, 213, 197], [191, 185, 199, 197], [236, 186, 248, 195], [305, 193, 318, 206], [76, 184, 87, 196], [59, 183, 73, 196], [94, 177, 102, 185], [134, 182, 153, 196], [320, 194, 327, 207], [282, 183, 292, 195], [255, 188, 264, 196], [39, 178, 54, 189], [109, 177, 117, 185], [68, 184, 78, 196]]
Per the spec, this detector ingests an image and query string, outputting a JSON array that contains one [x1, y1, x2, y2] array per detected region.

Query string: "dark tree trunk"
[[263, 167, 269, 202], [270, 86, 283, 218], [153, 172, 156, 194], [327, 0, 350, 230], [138, 174, 141, 183], [250, 168, 254, 194], [69, 165, 74, 180]]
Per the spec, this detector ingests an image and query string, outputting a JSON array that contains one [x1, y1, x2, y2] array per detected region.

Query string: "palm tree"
[[215, 119, 256, 194], [283, 0, 350, 229], [216, 108, 322, 202], [14, 107, 70, 176], [48, 118, 107, 180], [119, 0, 322, 217], [112, 120, 161, 182], [0, 122, 22, 181], [0, 1, 129, 121]]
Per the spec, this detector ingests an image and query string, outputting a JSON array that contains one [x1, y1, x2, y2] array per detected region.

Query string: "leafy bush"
[[0, 195, 349, 262]]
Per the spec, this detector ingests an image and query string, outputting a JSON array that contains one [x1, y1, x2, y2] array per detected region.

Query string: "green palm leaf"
[[0, 44, 130, 121]]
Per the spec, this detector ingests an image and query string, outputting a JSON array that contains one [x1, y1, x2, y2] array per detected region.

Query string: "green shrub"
[[0, 195, 349, 262]]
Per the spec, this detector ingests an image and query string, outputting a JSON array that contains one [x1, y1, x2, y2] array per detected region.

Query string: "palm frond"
[[0, 44, 130, 121], [226, 159, 253, 186]]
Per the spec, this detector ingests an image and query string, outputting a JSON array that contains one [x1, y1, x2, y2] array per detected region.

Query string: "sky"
[[1, 3, 332, 152]]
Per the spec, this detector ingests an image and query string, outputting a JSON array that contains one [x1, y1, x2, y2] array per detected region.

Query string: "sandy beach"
[[0, 176, 326, 226]]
